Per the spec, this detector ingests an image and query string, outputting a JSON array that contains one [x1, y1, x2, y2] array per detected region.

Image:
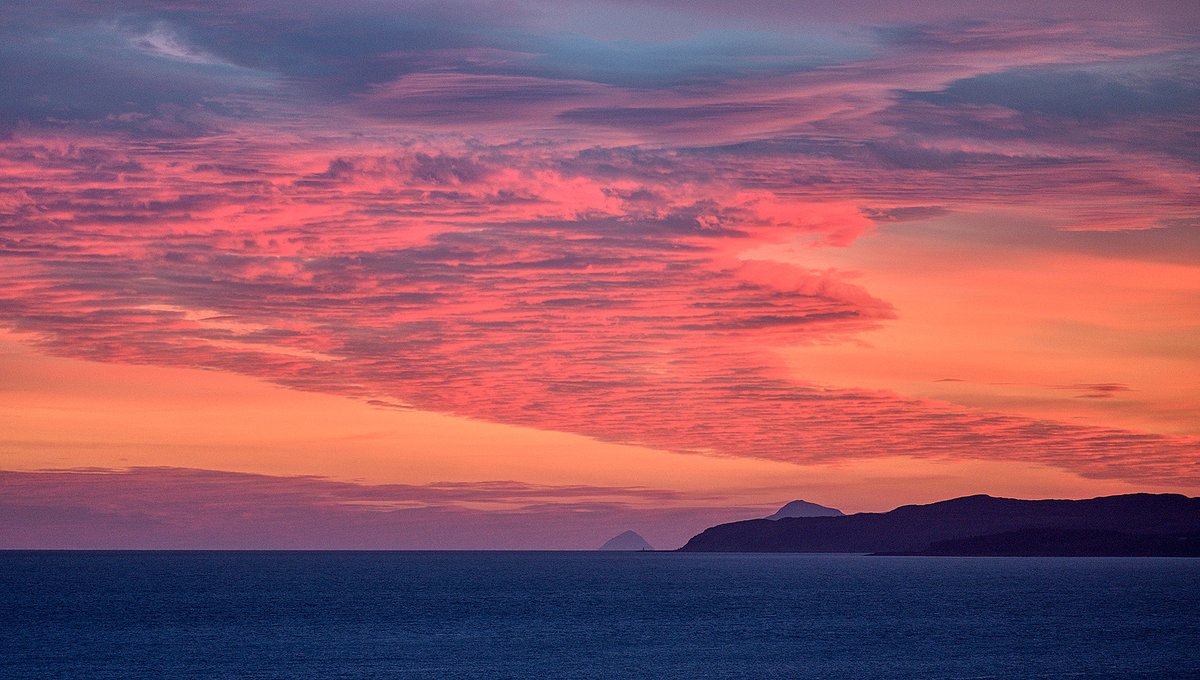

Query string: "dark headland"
[[679, 493, 1200, 556]]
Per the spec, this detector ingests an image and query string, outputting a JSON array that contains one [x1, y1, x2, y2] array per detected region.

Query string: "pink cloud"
[[1, 130, 1196, 484]]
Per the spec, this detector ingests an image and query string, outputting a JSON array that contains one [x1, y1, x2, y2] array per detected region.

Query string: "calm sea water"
[[2, 551, 1198, 679]]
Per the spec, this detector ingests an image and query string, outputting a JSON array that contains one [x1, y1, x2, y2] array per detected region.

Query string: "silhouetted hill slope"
[[766, 500, 844, 519], [679, 494, 1200, 555]]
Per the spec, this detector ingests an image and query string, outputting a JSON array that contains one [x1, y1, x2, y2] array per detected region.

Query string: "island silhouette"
[[680, 493, 1200, 556], [599, 530, 654, 551]]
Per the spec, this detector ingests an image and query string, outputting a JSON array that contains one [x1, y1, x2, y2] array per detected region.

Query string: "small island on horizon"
[[679, 493, 1200, 557], [599, 530, 655, 551]]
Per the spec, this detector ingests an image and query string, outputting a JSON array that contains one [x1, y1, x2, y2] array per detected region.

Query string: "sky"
[[1, 0, 1197, 549]]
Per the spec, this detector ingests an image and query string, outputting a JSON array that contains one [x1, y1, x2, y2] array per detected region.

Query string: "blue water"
[[2, 552, 1198, 679]]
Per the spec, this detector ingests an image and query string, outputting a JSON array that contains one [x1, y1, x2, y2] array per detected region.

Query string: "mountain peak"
[[599, 530, 654, 551], [766, 499, 844, 520]]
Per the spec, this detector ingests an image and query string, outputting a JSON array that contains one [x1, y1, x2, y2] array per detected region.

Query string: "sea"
[[2, 551, 1198, 679]]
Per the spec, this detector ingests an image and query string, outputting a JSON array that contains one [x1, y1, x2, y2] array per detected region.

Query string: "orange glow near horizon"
[[2, 332, 1190, 515]]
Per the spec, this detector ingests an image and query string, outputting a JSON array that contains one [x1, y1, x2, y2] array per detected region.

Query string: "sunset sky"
[[1, 0, 1197, 549]]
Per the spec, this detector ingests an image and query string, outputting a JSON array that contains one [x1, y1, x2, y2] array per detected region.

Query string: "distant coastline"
[[679, 493, 1200, 556]]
